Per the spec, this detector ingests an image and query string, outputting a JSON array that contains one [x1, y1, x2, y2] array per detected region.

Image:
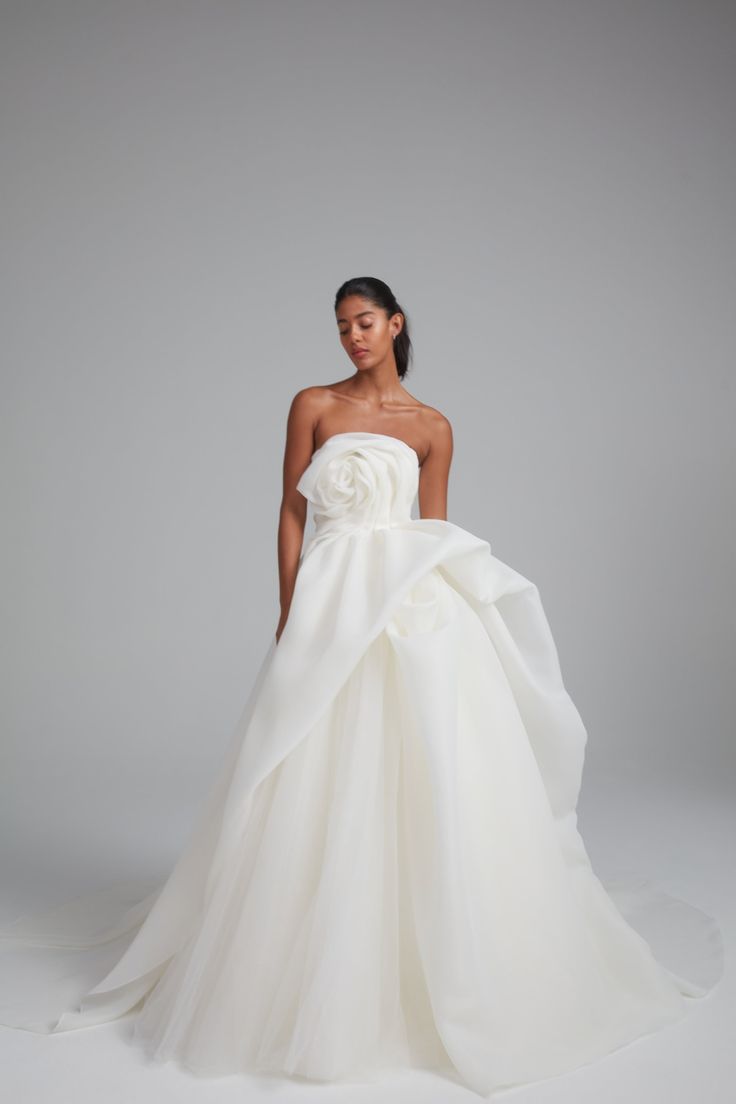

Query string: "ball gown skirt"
[[0, 432, 725, 1097]]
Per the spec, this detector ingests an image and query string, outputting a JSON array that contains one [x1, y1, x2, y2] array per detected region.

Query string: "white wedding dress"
[[0, 431, 725, 1097]]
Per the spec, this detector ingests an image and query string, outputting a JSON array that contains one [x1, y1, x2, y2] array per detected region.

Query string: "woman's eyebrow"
[[337, 310, 375, 324]]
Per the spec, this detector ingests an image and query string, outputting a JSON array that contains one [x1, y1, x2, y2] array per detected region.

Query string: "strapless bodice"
[[296, 432, 419, 541]]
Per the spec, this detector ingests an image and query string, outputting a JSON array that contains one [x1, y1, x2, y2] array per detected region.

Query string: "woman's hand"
[[275, 610, 289, 643]]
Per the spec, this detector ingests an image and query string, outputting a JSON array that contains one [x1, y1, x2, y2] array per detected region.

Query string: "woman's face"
[[336, 295, 401, 369]]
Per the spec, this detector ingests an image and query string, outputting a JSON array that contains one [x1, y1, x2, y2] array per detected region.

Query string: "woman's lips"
[[354, 349, 368, 357]]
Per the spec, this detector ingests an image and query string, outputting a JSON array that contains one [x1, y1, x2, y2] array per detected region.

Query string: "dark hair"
[[334, 276, 413, 380]]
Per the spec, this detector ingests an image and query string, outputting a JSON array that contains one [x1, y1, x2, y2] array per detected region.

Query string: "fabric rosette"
[[311, 444, 409, 532]]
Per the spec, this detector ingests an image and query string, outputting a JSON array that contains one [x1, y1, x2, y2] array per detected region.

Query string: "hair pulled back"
[[334, 276, 413, 380]]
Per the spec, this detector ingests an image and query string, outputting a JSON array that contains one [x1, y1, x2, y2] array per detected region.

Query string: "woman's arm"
[[274, 389, 319, 641], [418, 414, 453, 521]]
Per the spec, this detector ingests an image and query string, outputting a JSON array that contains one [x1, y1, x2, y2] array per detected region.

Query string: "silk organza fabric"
[[0, 432, 725, 1097]]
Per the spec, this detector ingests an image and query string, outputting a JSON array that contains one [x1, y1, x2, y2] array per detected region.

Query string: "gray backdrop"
[[1, 1, 734, 907]]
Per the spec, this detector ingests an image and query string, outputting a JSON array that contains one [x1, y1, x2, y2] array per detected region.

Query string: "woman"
[[275, 276, 449, 643], [0, 277, 724, 1097]]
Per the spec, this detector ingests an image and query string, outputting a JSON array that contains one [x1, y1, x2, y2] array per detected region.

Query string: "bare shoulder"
[[418, 405, 453, 461], [287, 384, 331, 420], [285, 384, 336, 436]]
